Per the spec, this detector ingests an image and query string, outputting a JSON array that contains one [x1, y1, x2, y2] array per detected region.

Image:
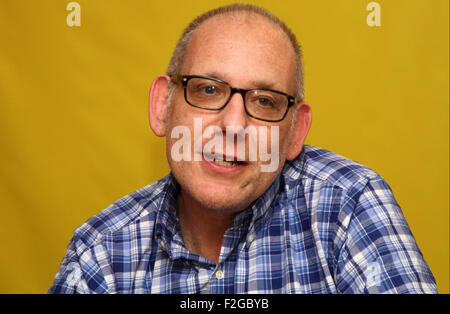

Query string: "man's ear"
[[286, 102, 312, 160], [148, 75, 171, 137]]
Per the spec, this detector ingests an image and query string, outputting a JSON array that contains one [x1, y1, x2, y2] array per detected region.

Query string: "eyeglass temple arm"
[[170, 74, 183, 83]]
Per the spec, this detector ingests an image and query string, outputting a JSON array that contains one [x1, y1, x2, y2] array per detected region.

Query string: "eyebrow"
[[250, 80, 279, 91], [204, 71, 281, 91]]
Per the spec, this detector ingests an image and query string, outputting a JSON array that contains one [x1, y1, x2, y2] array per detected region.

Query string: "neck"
[[177, 190, 237, 264]]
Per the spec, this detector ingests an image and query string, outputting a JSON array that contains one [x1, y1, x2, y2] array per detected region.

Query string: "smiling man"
[[49, 3, 437, 294]]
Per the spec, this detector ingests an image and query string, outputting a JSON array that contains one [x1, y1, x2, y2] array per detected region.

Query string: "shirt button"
[[215, 269, 224, 280], [247, 234, 254, 243]]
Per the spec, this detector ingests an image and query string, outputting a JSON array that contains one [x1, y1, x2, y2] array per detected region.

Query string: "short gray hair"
[[166, 3, 304, 101]]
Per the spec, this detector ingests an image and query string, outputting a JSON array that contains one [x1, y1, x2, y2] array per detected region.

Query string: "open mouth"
[[203, 153, 246, 167], [211, 158, 245, 167]]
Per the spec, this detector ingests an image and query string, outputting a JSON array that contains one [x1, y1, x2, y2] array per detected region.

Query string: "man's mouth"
[[203, 153, 246, 167], [210, 158, 245, 167]]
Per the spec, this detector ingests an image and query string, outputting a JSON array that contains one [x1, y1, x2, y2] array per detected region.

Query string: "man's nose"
[[219, 93, 248, 129]]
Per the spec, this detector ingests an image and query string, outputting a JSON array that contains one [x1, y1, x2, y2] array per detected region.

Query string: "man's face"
[[164, 14, 303, 214]]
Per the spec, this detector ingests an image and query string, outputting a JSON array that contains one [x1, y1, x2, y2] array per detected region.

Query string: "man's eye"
[[203, 85, 216, 94], [257, 98, 273, 107]]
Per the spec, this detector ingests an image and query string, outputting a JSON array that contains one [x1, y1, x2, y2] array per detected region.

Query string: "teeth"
[[212, 159, 237, 167], [204, 154, 244, 167]]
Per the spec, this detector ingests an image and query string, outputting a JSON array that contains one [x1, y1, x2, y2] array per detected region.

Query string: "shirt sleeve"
[[334, 175, 438, 294], [48, 238, 91, 294]]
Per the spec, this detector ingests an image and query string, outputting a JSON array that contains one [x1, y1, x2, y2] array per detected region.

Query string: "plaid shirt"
[[49, 145, 437, 294]]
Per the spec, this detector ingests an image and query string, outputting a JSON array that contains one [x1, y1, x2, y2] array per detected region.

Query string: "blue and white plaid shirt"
[[49, 145, 437, 294]]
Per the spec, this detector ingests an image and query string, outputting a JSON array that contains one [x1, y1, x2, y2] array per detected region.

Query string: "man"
[[49, 3, 437, 293]]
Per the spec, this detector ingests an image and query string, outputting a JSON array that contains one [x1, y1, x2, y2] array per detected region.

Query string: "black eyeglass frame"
[[170, 74, 298, 122]]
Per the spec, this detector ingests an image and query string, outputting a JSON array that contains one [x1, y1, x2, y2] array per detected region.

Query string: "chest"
[[145, 212, 336, 294]]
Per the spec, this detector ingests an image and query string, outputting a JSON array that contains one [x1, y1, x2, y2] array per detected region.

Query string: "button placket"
[[215, 269, 224, 280], [246, 232, 256, 251]]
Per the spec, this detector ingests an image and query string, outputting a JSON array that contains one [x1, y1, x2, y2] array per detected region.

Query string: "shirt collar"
[[154, 169, 285, 258], [154, 173, 180, 256], [232, 174, 282, 234]]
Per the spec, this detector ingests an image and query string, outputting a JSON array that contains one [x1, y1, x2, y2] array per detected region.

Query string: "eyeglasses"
[[170, 74, 298, 122]]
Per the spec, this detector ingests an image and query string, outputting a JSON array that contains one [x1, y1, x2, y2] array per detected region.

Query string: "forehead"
[[181, 13, 296, 92]]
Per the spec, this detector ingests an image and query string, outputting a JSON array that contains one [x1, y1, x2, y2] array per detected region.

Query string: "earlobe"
[[148, 75, 171, 137], [286, 102, 312, 160]]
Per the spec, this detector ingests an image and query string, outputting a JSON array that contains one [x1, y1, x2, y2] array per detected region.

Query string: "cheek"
[[254, 123, 291, 174], [263, 123, 292, 155], [277, 117, 294, 150], [166, 106, 184, 131]]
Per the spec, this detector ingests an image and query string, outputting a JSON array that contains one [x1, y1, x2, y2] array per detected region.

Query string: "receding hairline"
[[193, 7, 295, 40], [166, 3, 304, 101], [191, 10, 294, 48]]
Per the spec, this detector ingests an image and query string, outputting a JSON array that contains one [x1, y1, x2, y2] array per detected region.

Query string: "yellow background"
[[0, 0, 448, 293]]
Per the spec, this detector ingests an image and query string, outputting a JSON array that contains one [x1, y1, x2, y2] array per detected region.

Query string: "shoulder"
[[71, 175, 171, 249], [283, 145, 380, 190]]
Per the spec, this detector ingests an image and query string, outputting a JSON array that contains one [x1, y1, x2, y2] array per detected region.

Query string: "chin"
[[170, 158, 280, 214], [201, 192, 249, 213], [185, 183, 253, 214]]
